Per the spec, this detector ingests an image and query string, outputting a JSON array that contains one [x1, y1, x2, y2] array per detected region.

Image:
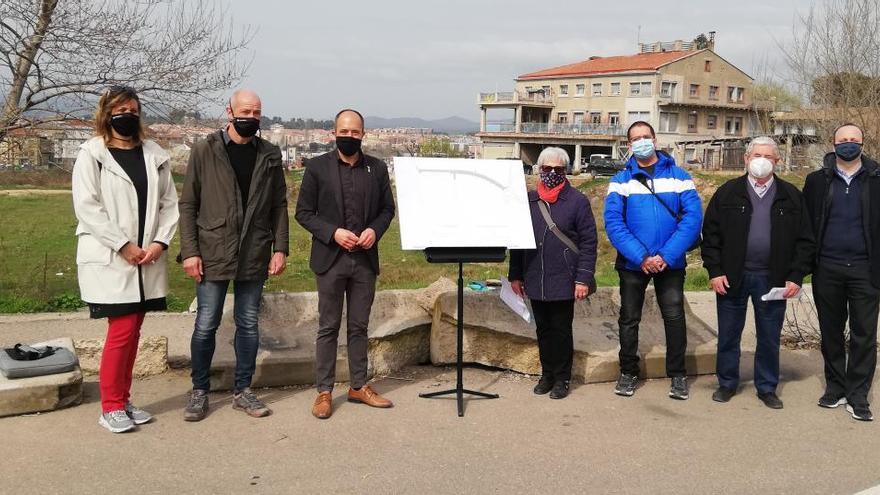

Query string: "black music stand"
[[419, 247, 506, 417]]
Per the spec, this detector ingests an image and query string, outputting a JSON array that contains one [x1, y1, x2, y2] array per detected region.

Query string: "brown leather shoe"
[[312, 391, 333, 419], [347, 385, 393, 408]]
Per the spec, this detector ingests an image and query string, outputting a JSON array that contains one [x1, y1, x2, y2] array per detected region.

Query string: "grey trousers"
[[315, 252, 377, 392]]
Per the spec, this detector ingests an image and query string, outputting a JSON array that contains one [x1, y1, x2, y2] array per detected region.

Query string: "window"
[[707, 114, 717, 129], [575, 84, 585, 96], [727, 86, 745, 103], [557, 112, 569, 124], [592, 83, 602, 96], [689, 84, 700, 98], [590, 112, 602, 124], [572, 111, 584, 123], [705, 60, 712, 72], [709, 85, 719, 100], [659, 112, 679, 133], [560, 84, 569, 96], [725, 116, 743, 135], [610, 82, 621, 96], [687, 113, 698, 133], [629, 82, 652, 96], [627, 111, 650, 125], [660, 81, 677, 98], [608, 112, 620, 126]]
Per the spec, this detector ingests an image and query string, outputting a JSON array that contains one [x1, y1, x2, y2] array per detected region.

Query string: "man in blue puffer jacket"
[[604, 121, 703, 400]]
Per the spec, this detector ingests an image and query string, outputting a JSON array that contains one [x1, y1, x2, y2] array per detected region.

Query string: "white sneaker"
[[125, 402, 153, 425], [98, 410, 135, 433]]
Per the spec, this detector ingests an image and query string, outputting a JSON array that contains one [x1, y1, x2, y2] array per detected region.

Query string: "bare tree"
[[782, 0, 880, 155], [0, 0, 253, 140]]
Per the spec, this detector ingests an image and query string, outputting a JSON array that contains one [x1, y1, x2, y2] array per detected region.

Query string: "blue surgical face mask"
[[835, 142, 862, 162], [631, 138, 655, 160]]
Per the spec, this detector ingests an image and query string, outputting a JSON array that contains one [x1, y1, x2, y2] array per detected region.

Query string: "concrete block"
[[74, 336, 168, 378]]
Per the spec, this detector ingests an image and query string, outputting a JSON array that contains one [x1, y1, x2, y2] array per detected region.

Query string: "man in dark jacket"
[[803, 123, 880, 422], [178, 89, 289, 421], [701, 136, 814, 409], [295, 109, 395, 419]]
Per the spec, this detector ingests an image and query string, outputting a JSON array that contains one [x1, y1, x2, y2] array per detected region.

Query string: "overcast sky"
[[225, 0, 811, 121]]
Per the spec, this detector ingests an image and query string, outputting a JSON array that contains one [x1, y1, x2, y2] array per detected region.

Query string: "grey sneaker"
[[614, 373, 638, 397], [184, 389, 209, 422], [98, 409, 135, 433], [817, 392, 847, 408], [669, 376, 689, 400], [125, 402, 152, 425], [233, 388, 272, 418]]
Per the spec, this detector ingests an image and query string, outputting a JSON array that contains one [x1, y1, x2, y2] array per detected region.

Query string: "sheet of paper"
[[761, 286, 800, 301], [394, 157, 536, 250], [500, 277, 531, 322]]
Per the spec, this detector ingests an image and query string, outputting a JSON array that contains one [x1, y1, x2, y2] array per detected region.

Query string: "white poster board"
[[394, 157, 536, 250]]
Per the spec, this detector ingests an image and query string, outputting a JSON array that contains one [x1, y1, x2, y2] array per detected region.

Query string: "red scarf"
[[537, 180, 566, 203]]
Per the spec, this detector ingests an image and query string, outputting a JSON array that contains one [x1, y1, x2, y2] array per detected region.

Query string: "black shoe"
[[846, 403, 874, 421], [614, 373, 638, 397], [184, 389, 209, 422], [817, 391, 847, 408], [757, 391, 783, 409], [549, 380, 570, 400], [669, 376, 689, 400], [712, 386, 736, 403], [533, 375, 554, 395]]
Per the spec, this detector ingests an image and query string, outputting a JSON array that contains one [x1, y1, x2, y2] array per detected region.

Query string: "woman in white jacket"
[[72, 86, 179, 433]]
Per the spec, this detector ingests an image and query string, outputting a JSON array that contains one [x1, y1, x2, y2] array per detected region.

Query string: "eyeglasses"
[[540, 166, 566, 174]]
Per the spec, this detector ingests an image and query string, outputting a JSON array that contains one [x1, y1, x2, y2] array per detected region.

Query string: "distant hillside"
[[364, 115, 479, 134]]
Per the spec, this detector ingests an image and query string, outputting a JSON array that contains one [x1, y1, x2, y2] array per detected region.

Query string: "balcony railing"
[[483, 121, 625, 136], [479, 90, 555, 105]]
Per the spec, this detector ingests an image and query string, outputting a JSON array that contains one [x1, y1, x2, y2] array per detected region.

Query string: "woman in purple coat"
[[509, 147, 598, 399]]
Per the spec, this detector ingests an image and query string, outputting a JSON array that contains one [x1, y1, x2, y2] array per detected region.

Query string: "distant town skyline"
[[219, 0, 809, 121]]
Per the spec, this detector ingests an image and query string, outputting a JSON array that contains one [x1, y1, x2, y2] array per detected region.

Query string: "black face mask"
[[231, 116, 260, 138], [110, 113, 140, 138], [336, 136, 362, 157]]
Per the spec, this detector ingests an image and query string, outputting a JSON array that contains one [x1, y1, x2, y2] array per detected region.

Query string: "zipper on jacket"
[[540, 200, 549, 300]]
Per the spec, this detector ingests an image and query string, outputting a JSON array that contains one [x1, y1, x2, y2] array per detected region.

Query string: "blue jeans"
[[190, 279, 264, 392], [715, 272, 787, 394]]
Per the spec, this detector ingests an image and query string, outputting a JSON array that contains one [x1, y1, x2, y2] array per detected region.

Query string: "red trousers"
[[100, 312, 144, 413]]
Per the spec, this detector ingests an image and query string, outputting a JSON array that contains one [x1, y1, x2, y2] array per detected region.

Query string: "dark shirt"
[[222, 129, 257, 208], [338, 153, 368, 237], [109, 146, 147, 247], [744, 180, 776, 273], [821, 170, 869, 266], [641, 164, 656, 177]]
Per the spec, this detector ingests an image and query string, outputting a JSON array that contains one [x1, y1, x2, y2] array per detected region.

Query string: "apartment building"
[[478, 36, 767, 170]]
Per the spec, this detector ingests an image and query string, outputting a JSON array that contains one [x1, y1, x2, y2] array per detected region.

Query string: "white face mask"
[[748, 157, 774, 179]]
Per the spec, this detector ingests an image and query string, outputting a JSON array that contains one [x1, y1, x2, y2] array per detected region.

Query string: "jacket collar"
[[822, 151, 880, 177], [80, 136, 169, 184], [529, 181, 573, 202], [626, 150, 673, 176]]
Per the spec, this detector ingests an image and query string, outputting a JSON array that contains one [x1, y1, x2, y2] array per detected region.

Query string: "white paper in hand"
[[500, 278, 531, 322], [761, 286, 800, 301]]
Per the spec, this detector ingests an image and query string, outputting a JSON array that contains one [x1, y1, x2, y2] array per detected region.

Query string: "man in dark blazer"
[[295, 109, 395, 419]]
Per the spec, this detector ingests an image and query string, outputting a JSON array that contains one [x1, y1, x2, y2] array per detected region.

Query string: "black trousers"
[[813, 261, 879, 405], [531, 299, 575, 382], [314, 252, 377, 392], [617, 269, 687, 377]]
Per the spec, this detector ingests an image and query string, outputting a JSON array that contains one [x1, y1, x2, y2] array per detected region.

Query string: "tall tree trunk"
[[1, 0, 58, 133]]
